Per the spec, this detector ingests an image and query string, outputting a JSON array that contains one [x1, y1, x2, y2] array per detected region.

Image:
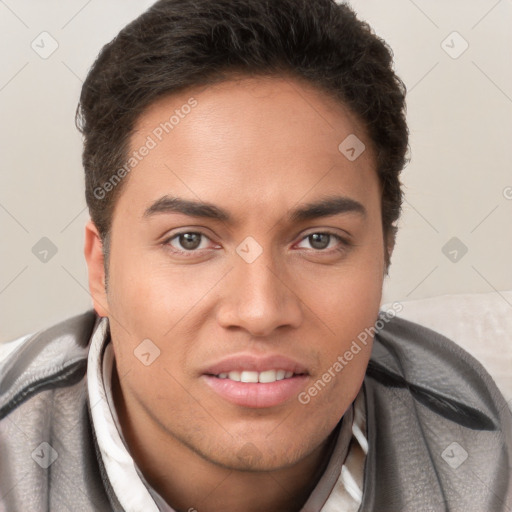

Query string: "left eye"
[[296, 232, 345, 251]]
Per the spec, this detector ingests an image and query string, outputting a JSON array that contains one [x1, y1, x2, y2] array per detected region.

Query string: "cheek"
[[307, 251, 384, 337], [298, 244, 383, 399], [107, 242, 204, 329]]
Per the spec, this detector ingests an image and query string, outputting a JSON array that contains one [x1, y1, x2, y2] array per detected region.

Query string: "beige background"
[[1, 0, 511, 343]]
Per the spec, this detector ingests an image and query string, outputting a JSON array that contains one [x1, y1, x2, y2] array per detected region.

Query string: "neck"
[[111, 364, 341, 512]]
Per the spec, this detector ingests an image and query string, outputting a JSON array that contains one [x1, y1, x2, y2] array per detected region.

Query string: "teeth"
[[217, 369, 296, 383], [258, 370, 277, 383], [240, 371, 259, 383]]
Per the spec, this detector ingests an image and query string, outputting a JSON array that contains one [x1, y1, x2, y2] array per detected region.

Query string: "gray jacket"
[[1, 309, 511, 511]]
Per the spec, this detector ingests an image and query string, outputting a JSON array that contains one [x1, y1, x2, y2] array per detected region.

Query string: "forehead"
[[133, 74, 369, 154], [115, 75, 379, 224]]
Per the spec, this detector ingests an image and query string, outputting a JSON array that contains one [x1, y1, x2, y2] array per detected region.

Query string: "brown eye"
[[308, 233, 330, 250], [177, 233, 202, 250], [297, 232, 346, 251], [166, 232, 210, 252]]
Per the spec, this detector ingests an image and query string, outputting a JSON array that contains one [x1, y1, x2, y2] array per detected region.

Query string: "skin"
[[84, 75, 391, 512]]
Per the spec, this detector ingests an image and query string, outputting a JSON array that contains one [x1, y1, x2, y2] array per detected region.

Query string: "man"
[[0, 0, 510, 511]]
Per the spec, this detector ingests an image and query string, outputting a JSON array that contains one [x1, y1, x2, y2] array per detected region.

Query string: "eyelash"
[[162, 230, 351, 257]]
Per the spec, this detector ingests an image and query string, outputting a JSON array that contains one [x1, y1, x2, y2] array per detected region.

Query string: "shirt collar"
[[87, 316, 163, 512]]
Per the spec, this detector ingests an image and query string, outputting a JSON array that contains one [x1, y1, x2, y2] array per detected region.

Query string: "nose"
[[216, 248, 303, 337]]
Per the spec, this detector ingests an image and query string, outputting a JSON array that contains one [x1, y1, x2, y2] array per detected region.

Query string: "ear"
[[84, 220, 109, 317]]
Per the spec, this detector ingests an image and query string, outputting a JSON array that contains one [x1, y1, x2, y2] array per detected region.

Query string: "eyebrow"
[[143, 194, 366, 223]]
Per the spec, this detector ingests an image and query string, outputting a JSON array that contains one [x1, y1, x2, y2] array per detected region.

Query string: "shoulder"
[[0, 309, 113, 511], [359, 313, 512, 510], [0, 309, 99, 420], [369, 313, 507, 430]]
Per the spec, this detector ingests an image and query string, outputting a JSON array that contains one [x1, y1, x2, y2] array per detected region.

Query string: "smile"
[[202, 353, 309, 408], [215, 369, 295, 383]]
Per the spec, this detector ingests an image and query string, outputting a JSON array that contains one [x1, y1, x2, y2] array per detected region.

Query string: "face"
[[87, 75, 387, 472]]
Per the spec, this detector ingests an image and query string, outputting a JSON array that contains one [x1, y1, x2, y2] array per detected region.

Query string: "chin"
[[206, 436, 312, 473]]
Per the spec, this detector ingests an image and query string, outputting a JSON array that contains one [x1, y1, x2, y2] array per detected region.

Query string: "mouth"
[[202, 355, 309, 408], [210, 369, 302, 383]]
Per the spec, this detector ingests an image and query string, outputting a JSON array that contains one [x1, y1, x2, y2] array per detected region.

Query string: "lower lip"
[[203, 375, 308, 408]]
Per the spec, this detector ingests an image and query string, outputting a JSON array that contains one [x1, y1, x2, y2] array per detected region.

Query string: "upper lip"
[[202, 354, 309, 376]]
